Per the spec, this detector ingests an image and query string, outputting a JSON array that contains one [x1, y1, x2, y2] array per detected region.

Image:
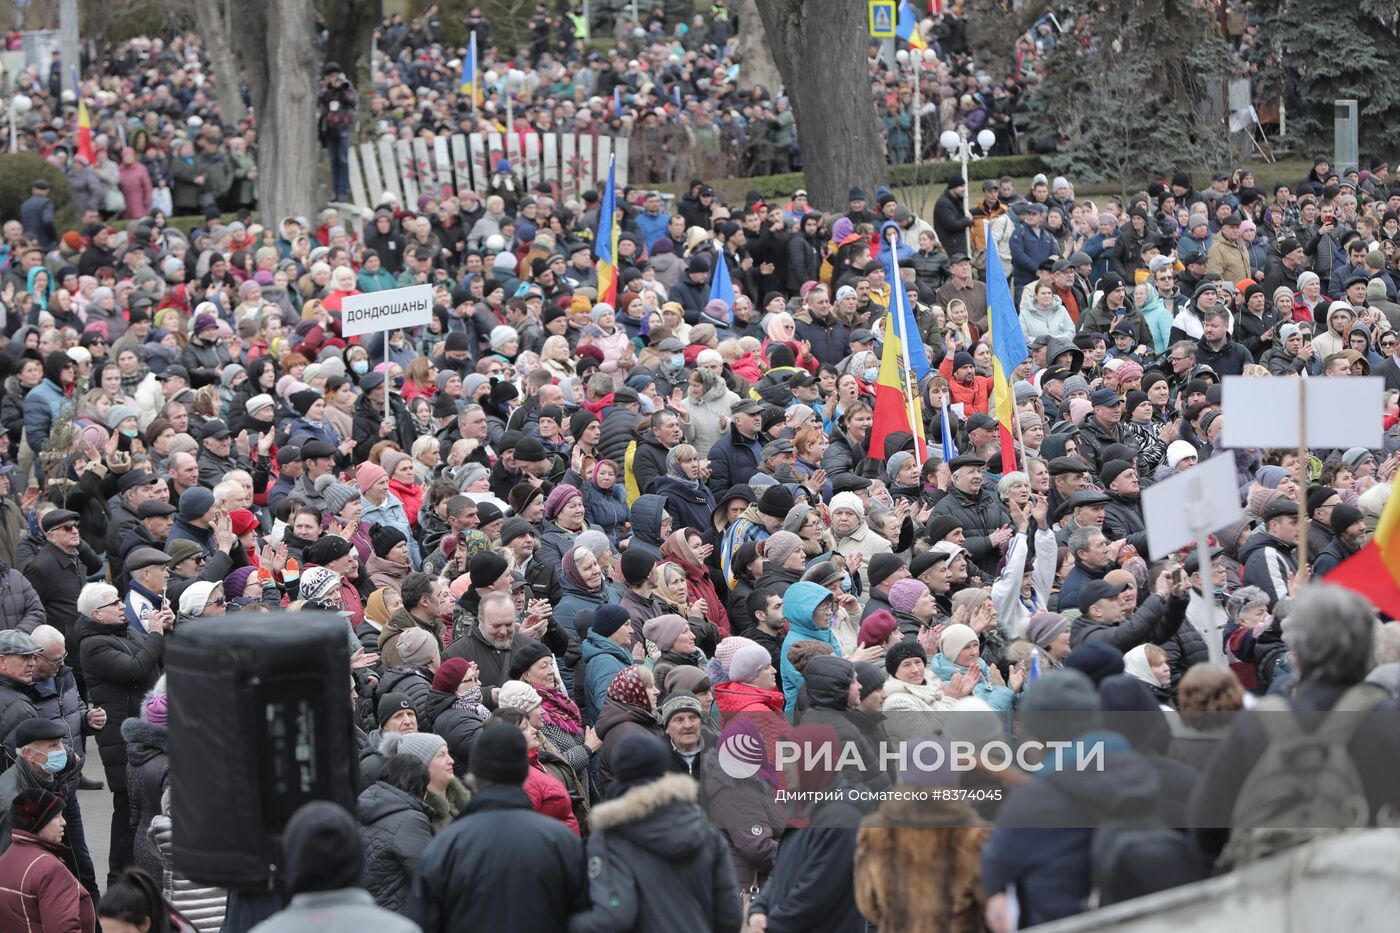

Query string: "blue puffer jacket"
[[583, 482, 630, 547], [929, 651, 1016, 721], [580, 630, 634, 721], [555, 577, 617, 641], [22, 378, 69, 455], [779, 581, 842, 714]]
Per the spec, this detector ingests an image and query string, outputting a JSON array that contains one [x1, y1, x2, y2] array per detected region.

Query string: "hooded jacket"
[[1239, 527, 1298, 610], [626, 494, 668, 560], [779, 581, 842, 713], [580, 631, 635, 722], [570, 773, 742, 933], [123, 715, 169, 877]]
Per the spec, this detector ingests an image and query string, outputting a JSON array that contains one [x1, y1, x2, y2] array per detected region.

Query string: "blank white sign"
[[1220, 376, 1382, 451], [1142, 453, 1244, 560]]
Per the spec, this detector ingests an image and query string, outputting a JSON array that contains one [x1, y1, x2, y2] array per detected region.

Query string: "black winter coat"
[[73, 616, 164, 772], [122, 716, 168, 878], [821, 427, 867, 481], [1161, 616, 1208, 688], [598, 408, 641, 468], [931, 486, 1011, 574], [786, 232, 821, 292], [794, 314, 851, 367], [0, 673, 39, 753], [933, 189, 972, 255], [407, 783, 589, 933], [629, 435, 673, 498], [375, 665, 434, 725], [0, 563, 44, 633], [570, 773, 743, 933], [1069, 593, 1189, 655], [357, 781, 435, 914], [1101, 492, 1149, 553], [424, 688, 486, 778], [652, 475, 716, 533], [747, 788, 869, 933], [706, 424, 763, 497], [22, 544, 94, 663]]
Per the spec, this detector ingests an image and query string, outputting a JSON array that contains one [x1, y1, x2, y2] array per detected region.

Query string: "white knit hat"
[[498, 680, 542, 712]]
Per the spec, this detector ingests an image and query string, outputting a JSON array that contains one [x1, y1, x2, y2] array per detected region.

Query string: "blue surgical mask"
[[862, 367, 878, 383], [351, 360, 369, 374], [42, 748, 67, 774], [121, 428, 138, 438], [669, 354, 684, 368], [840, 572, 853, 593]]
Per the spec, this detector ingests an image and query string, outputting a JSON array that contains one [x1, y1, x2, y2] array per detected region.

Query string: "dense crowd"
[[1, 9, 1400, 933]]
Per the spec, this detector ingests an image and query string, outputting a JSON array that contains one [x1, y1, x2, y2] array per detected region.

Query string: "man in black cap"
[[1070, 566, 1189, 654], [0, 630, 45, 762], [286, 441, 338, 512], [21, 512, 96, 663], [266, 444, 303, 511], [491, 435, 551, 501], [1241, 498, 1302, 610], [105, 469, 168, 569], [408, 724, 587, 931], [352, 370, 414, 462], [1099, 460, 1148, 552], [673, 253, 714, 321], [935, 253, 987, 329], [707, 398, 766, 496], [1312, 504, 1365, 578], [1073, 388, 1124, 473], [115, 499, 178, 582], [1206, 212, 1251, 282], [1260, 237, 1306, 303], [196, 419, 253, 489], [1052, 489, 1111, 544], [618, 549, 665, 640], [931, 455, 1012, 575]]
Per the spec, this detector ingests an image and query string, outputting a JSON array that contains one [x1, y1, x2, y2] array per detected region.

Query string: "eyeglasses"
[[207, 597, 226, 606], [99, 599, 123, 611], [53, 523, 79, 533]]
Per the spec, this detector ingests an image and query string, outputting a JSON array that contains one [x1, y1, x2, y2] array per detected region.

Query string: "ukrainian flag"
[[595, 155, 619, 305], [984, 224, 1029, 474], [460, 32, 481, 105], [897, 0, 929, 50]]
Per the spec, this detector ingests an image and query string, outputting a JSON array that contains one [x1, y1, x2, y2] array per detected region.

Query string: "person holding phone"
[[1069, 565, 1190, 655]]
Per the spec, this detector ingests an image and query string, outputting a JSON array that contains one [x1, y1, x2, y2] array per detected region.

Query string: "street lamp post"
[[939, 126, 997, 213], [894, 48, 939, 166], [8, 94, 31, 152]]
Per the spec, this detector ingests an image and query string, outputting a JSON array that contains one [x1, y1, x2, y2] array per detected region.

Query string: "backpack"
[[1218, 684, 1383, 868], [1091, 823, 1204, 908]]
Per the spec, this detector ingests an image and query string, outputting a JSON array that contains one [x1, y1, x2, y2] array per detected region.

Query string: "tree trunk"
[[754, 0, 886, 210], [319, 0, 377, 79], [237, 0, 319, 225], [190, 0, 247, 124], [733, 0, 781, 96]]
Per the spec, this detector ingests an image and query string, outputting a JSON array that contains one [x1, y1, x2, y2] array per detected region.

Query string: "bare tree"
[[755, 0, 886, 209], [235, 0, 319, 225], [189, 0, 247, 124], [320, 0, 378, 78], [733, 0, 781, 96]]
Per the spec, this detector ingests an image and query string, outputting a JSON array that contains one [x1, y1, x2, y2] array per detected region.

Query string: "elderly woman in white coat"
[[675, 366, 738, 459]]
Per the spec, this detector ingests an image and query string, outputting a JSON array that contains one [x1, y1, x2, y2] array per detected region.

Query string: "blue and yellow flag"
[[460, 32, 481, 106], [984, 223, 1029, 473]]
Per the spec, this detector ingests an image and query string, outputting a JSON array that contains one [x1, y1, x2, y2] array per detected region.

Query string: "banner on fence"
[[344, 132, 630, 210]]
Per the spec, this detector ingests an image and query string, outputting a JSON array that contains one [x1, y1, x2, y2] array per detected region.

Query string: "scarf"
[[120, 363, 151, 392], [538, 685, 584, 736], [666, 445, 697, 482], [561, 546, 601, 595], [453, 685, 489, 719]]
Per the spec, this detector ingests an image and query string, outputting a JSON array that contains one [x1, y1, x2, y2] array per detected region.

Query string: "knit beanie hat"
[[11, 789, 64, 834], [179, 486, 215, 521], [762, 531, 803, 568], [224, 566, 257, 600], [470, 724, 529, 784], [322, 483, 360, 516], [377, 692, 414, 726], [659, 690, 704, 726], [592, 604, 630, 638], [607, 732, 671, 797], [144, 692, 169, 725], [499, 517, 535, 547], [396, 628, 438, 667], [727, 644, 773, 684], [371, 524, 406, 558], [1063, 642, 1125, 685], [544, 483, 582, 520], [1062, 374, 1090, 397], [857, 609, 898, 648], [1025, 612, 1070, 650], [498, 680, 543, 712], [356, 461, 387, 490], [381, 449, 411, 480], [290, 389, 321, 417], [468, 551, 510, 591], [829, 491, 865, 517], [643, 614, 689, 652], [888, 578, 929, 615], [298, 565, 343, 601], [507, 639, 553, 680], [1331, 504, 1364, 536], [938, 623, 979, 661], [432, 657, 471, 692], [620, 548, 657, 586], [1166, 439, 1198, 469], [884, 639, 927, 676], [384, 730, 447, 769]]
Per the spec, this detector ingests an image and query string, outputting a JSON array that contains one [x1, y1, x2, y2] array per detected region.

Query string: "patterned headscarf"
[[605, 666, 653, 712]]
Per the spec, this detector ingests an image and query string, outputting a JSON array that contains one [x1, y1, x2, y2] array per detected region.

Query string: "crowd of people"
[[1, 7, 1400, 933]]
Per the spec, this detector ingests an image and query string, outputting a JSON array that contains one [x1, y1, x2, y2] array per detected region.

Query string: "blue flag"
[[709, 253, 736, 325], [614, 86, 623, 118], [940, 401, 956, 462]]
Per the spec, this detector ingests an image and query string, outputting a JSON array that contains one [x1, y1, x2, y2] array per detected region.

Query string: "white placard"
[[1221, 376, 1383, 450], [340, 284, 434, 338], [1141, 453, 1243, 560]]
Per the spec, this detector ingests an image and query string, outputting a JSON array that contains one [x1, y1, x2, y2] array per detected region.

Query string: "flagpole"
[[1010, 388, 1028, 471], [469, 32, 478, 117], [886, 229, 923, 468]]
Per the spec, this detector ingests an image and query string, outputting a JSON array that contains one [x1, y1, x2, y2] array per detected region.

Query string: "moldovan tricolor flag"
[[1326, 485, 1400, 618], [76, 99, 96, 166], [897, 0, 929, 50], [867, 253, 930, 461], [983, 223, 1028, 474], [594, 155, 620, 305]]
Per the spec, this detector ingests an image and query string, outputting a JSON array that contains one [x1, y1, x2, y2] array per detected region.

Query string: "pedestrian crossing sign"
[[869, 0, 896, 37]]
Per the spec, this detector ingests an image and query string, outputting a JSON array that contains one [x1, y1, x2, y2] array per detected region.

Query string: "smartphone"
[[117, 433, 132, 453]]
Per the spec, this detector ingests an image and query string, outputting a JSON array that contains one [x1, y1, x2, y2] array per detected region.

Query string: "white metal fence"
[[346, 131, 631, 210]]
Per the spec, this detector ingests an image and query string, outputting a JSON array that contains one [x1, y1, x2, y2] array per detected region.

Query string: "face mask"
[[42, 748, 67, 774], [393, 376, 405, 389], [862, 367, 878, 383], [840, 573, 853, 593], [121, 428, 138, 438], [669, 354, 684, 368], [351, 360, 369, 374]]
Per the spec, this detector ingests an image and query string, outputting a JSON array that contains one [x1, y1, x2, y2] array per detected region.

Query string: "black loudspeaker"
[[167, 613, 357, 888]]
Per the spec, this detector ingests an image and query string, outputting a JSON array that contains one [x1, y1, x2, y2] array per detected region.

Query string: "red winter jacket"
[[525, 750, 581, 836], [0, 830, 96, 933]]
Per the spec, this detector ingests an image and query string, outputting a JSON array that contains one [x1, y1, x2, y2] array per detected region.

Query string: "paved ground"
[[77, 747, 112, 885]]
